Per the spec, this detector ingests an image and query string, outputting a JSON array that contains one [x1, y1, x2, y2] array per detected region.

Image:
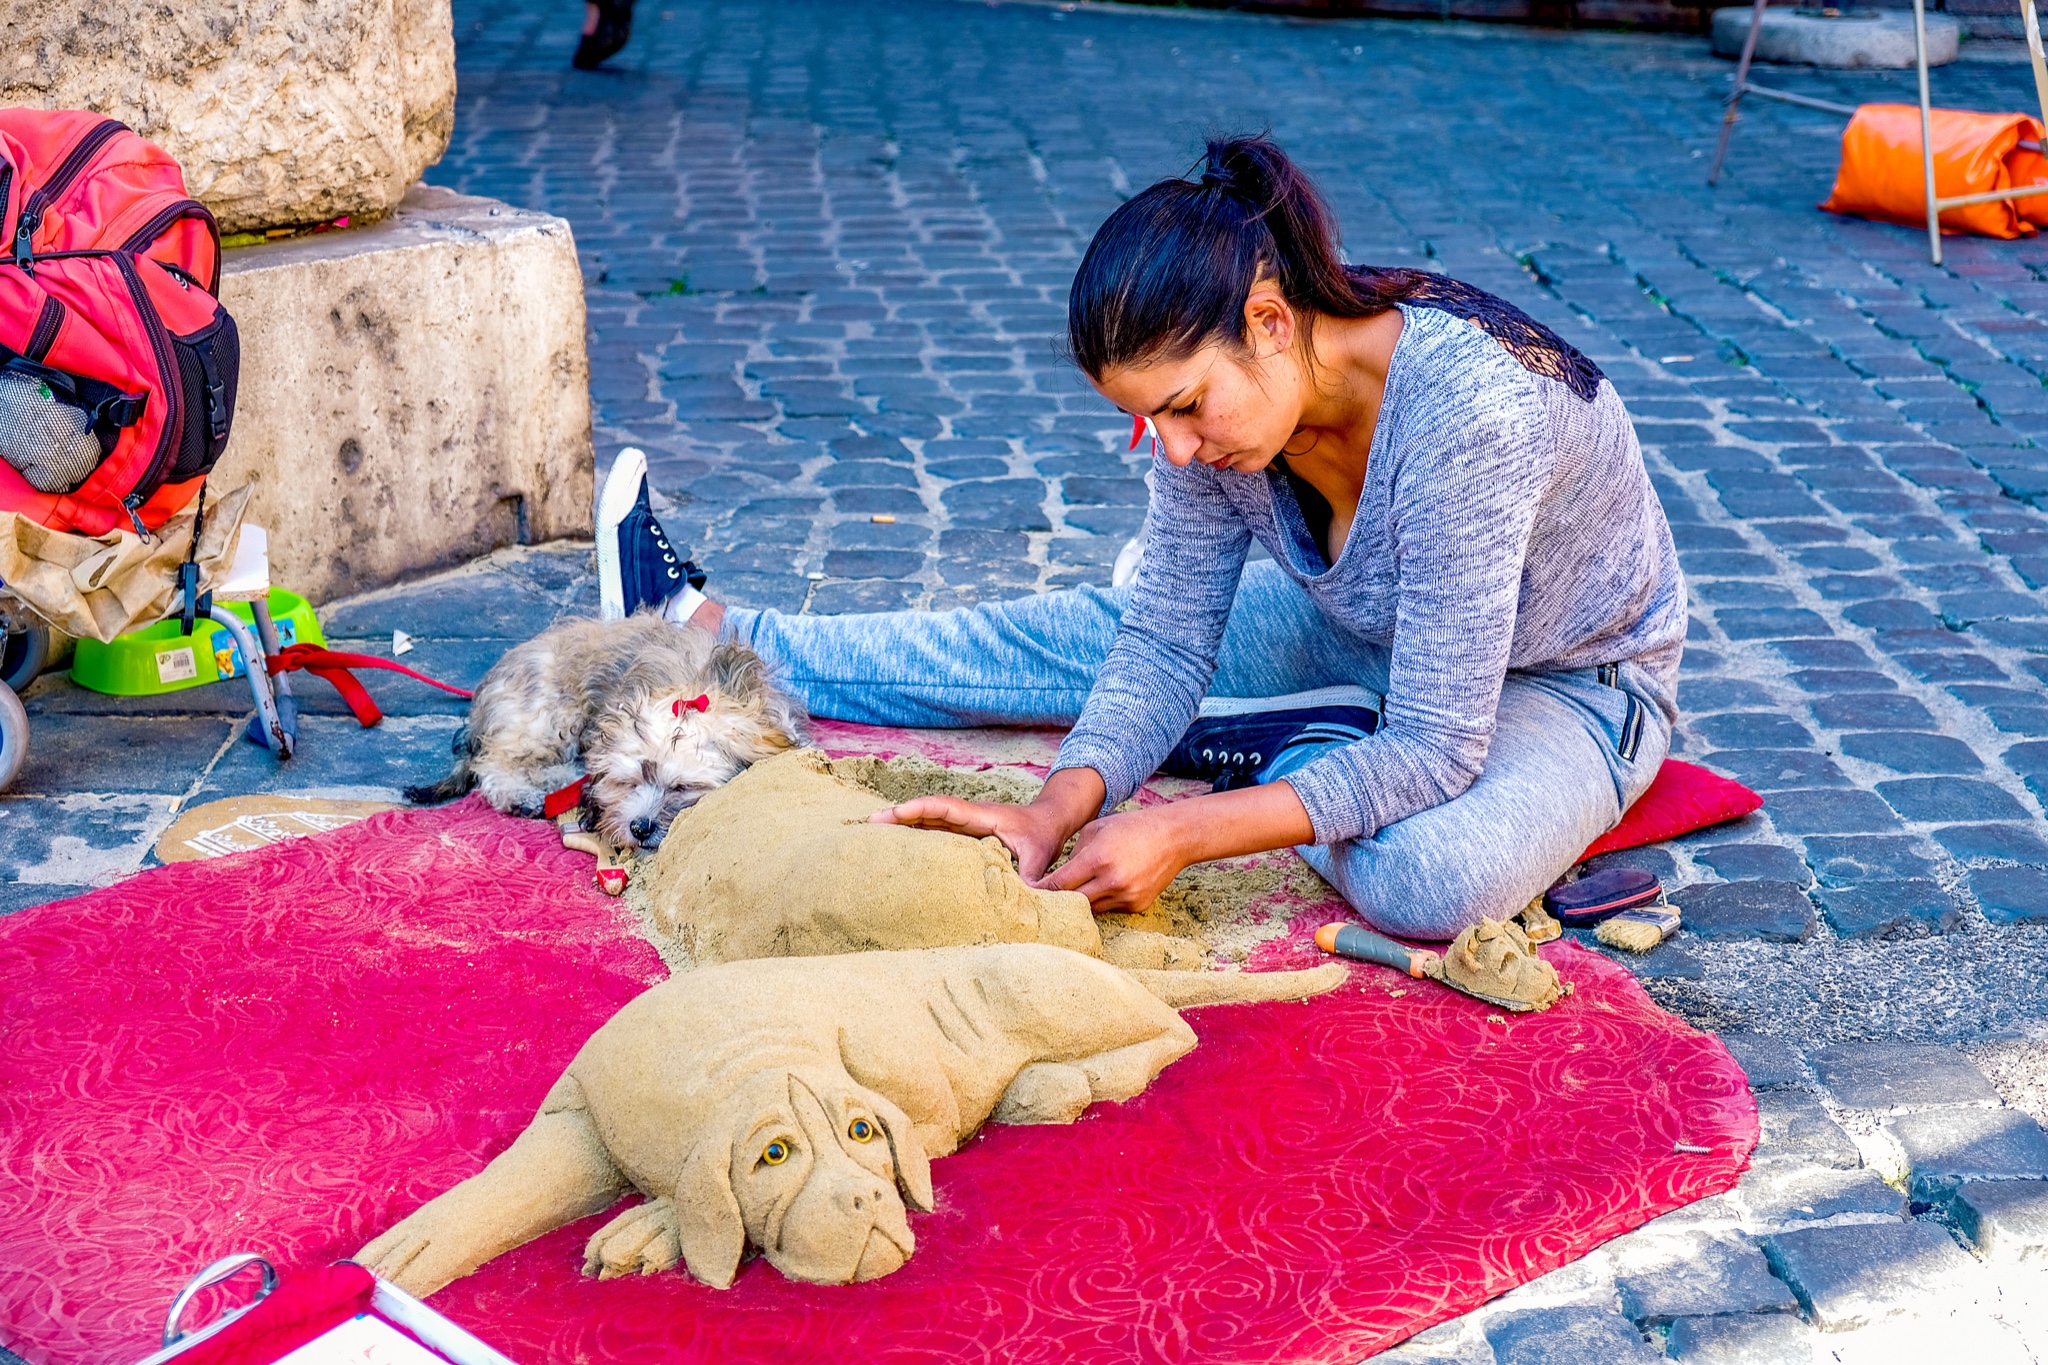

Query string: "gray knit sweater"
[[1050, 303, 1687, 846]]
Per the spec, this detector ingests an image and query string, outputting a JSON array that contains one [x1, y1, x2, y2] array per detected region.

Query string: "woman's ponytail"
[[1067, 134, 1419, 379]]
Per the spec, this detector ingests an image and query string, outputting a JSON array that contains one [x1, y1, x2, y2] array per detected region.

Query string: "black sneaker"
[[597, 448, 704, 620], [573, 0, 635, 69], [1160, 688, 1382, 792]]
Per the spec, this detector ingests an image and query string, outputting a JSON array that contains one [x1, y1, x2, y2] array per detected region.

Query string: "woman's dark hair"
[[1066, 134, 1420, 379]]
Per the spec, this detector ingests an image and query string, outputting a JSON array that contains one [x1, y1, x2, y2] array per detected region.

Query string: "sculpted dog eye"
[[848, 1118, 876, 1143], [761, 1140, 790, 1166]]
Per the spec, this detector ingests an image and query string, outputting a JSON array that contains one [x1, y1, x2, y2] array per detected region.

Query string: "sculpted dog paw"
[[583, 1196, 682, 1279], [991, 1062, 1093, 1125]]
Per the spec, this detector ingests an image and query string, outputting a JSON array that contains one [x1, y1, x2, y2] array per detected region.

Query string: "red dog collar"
[[672, 694, 710, 716]]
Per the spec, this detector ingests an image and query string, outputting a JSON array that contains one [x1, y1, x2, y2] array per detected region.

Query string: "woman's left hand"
[[1033, 780, 1319, 914], [1032, 806, 1191, 913]]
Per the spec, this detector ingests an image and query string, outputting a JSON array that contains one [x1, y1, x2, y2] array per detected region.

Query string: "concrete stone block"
[[1761, 1220, 1981, 1329], [215, 186, 593, 603], [1738, 1164, 1907, 1226], [1809, 1042, 2002, 1109], [1482, 1307, 1659, 1365], [1719, 1033, 1807, 1090], [1954, 1178, 2048, 1263], [3, 0, 455, 234], [1754, 1090, 1863, 1169], [1970, 865, 2048, 925], [1671, 880, 1816, 941], [1886, 1108, 2048, 1203], [1816, 878, 1962, 938], [1614, 1238, 1796, 1322], [1664, 1311, 1815, 1364]]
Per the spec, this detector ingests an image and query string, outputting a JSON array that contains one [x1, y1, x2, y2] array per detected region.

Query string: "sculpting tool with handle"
[[1314, 922, 1437, 978]]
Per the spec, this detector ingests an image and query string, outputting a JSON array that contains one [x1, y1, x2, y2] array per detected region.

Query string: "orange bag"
[[2006, 143, 2048, 226], [1820, 104, 2046, 239]]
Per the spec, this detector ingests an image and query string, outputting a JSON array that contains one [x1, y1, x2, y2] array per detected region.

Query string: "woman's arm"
[[873, 768, 1314, 912]]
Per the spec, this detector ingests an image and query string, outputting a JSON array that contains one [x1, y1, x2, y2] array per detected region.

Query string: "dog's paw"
[[581, 1196, 681, 1279], [991, 1062, 1093, 1126]]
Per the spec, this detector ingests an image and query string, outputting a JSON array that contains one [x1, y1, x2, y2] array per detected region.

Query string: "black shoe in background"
[[573, 0, 635, 69]]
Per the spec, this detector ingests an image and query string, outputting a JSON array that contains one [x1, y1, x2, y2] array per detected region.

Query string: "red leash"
[[266, 643, 474, 728]]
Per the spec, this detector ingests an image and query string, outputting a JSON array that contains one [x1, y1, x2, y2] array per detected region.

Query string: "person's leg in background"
[[574, 0, 635, 69], [1264, 664, 1672, 941]]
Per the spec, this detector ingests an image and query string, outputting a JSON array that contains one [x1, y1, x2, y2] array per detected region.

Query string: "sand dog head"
[[671, 1065, 934, 1288]]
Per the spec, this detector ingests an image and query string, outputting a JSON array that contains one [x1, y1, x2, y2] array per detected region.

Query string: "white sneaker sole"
[[595, 447, 648, 621], [1196, 684, 1383, 718]]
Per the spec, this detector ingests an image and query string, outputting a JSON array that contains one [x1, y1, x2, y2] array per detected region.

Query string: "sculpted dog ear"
[[670, 1134, 746, 1289], [866, 1090, 934, 1212]]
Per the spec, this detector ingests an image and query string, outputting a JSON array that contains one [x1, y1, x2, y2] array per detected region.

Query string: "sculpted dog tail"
[[404, 727, 478, 805], [1129, 962, 1347, 1009]]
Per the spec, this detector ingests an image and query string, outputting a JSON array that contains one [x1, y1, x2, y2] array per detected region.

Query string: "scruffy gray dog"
[[407, 614, 806, 849]]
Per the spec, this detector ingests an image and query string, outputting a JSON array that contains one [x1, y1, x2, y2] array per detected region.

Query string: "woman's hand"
[[1033, 806, 1190, 913], [868, 793, 1073, 883]]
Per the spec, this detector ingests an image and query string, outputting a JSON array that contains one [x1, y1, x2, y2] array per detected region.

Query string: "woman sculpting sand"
[[596, 135, 1685, 942]]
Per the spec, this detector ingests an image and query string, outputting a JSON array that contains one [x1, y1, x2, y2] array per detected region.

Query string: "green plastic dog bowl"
[[71, 590, 325, 696]]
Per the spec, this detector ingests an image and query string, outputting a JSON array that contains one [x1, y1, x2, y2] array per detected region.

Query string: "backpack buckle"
[[176, 561, 210, 638]]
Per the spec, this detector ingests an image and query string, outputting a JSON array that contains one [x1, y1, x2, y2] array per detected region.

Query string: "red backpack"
[[0, 108, 237, 538]]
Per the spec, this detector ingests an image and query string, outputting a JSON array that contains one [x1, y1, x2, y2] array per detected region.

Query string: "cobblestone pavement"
[[7, 0, 2048, 1356]]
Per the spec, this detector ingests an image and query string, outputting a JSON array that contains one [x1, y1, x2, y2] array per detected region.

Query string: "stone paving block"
[[1697, 750, 1850, 790], [1738, 1164, 1907, 1226], [1816, 879, 1962, 939], [10, 715, 235, 796], [1614, 1238, 1796, 1323], [1663, 1311, 1815, 1365], [1886, 1108, 2048, 1203], [1482, 1307, 1659, 1365], [1876, 777, 2033, 823], [1954, 1177, 2048, 1264], [1808, 1043, 2002, 1109], [1761, 1221, 1982, 1330], [1761, 790, 1904, 836], [1718, 1033, 1806, 1090], [1968, 865, 2048, 924], [1754, 1090, 1863, 1169], [1810, 693, 1939, 731], [193, 715, 463, 802], [1837, 731, 1985, 774], [319, 571, 575, 641], [1802, 836, 1941, 885], [1672, 882, 1816, 942], [1692, 844, 1812, 885], [1934, 823, 2048, 863]]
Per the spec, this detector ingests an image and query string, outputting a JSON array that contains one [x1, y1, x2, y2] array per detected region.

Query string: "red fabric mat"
[[0, 725, 1756, 1365]]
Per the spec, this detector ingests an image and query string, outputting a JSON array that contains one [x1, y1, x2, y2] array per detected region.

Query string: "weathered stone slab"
[[1754, 1089, 1862, 1169], [1671, 881, 1816, 941], [1665, 1311, 1815, 1364], [216, 186, 593, 603], [1886, 1108, 2048, 1204], [1614, 1238, 1796, 1323], [1483, 1307, 1661, 1365], [1762, 1221, 1981, 1330], [1954, 1178, 2048, 1264], [1719, 1033, 1806, 1090], [2, 0, 455, 234], [1817, 878, 1962, 939], [1808, 1043, 2002, 1110], [1738, 1164, 1906, 1226]]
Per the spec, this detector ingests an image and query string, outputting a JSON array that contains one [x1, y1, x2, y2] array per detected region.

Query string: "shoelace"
[[1191, 744, 1267, 792]]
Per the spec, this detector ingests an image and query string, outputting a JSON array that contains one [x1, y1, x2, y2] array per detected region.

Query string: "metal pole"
[[1915, 0, 1942, 264], [1709, 0, 1772, 185], [2024, 0, 2048, 138]]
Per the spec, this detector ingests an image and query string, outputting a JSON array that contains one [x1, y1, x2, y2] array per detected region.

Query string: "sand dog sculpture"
[[358, 944, 1346, 1295], [646, 749, 1202, 969]]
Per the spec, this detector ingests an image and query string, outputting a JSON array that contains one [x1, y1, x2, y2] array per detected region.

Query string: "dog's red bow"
[[672, 693, 711, 717]]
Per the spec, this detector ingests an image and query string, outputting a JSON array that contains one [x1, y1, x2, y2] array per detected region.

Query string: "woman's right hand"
[[868, 766, 1107, 884]]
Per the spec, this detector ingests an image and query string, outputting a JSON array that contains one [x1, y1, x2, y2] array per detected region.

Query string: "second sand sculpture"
[[646, 748, 1200, 968], [358, 944, 1345, 1294]]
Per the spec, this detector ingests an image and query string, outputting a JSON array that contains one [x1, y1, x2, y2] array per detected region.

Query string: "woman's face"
[[1089, 286, 1308, 476]]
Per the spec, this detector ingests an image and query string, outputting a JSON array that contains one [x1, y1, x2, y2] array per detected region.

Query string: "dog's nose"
[[630, 817, 657, 843]]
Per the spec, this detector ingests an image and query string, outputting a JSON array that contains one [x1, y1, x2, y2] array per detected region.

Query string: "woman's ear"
[[1242, 283, 1297, 360]]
